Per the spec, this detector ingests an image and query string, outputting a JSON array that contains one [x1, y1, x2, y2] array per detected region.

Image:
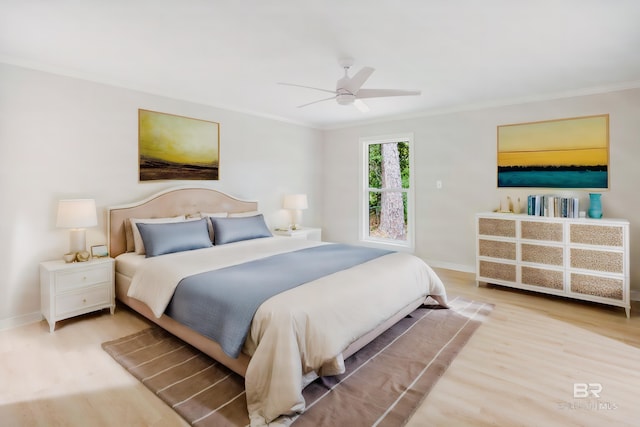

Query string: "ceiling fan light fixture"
[[336, 93, 355, 105]]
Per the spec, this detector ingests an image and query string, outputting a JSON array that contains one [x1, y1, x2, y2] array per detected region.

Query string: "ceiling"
[[2, 1, 640, 129]]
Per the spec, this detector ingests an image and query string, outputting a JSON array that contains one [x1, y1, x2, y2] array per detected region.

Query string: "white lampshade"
[[283, 194, 308, 210], [56, 199, 97, 254], [56, 199, 98, 228]]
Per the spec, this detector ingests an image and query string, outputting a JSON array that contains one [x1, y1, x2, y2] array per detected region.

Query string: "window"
[[360, 134, 414, 250]]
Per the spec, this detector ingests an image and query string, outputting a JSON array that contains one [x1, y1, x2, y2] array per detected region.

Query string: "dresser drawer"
[[570, 224, 623, 247], [570, 273, 623, 300], [55, 265, 111, 292], [479, 260, 516, 282], [570, 248, 623, 274], [478, 218, 515, 238], [521, 243, 563, 266], [479, 239, 516, 260], [55, 284, 111, 316]]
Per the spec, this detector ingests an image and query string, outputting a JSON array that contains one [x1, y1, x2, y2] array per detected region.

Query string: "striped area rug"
[[102, 297, 491, 426]]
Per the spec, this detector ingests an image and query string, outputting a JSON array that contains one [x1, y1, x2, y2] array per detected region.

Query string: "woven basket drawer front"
[[521, 221, 563, 242], [479, 261, 516, 282], [521, 267, 564, 290], [570, 274, 623, 300], [521, 244, 563, 266], [479, 239, 516, 260], [570, 249, 623, 274], [478, 218, 515, 237], [570, 224, 623, 247]]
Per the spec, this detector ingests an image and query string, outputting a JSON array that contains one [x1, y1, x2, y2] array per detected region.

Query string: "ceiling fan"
[[278, 58, 421, 112]]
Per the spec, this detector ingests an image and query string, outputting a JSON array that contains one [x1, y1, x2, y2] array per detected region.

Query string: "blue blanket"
[[164, 243, 392, 358]]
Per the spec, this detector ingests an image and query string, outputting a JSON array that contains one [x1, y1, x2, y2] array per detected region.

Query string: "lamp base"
[[289, 210, 303, 231], [69, 228, 87, 253]]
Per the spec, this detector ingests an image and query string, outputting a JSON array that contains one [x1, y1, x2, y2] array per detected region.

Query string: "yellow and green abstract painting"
[[139, 109, 219, 181], [497, 115, 608, 188]]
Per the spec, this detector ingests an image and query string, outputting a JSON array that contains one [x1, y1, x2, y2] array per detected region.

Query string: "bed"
[[107, 186, 448, 426]]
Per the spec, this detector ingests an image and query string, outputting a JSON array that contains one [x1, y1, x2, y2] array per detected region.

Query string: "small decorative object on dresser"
[[91, 244, 109, 258], [40, 257, 115, 332], [273, 226, 322, 241], [588, 192, 603, 218], [476, 212, 630, 317]]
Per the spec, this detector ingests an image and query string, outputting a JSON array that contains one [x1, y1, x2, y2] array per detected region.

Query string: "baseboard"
[[631, 290, 640, 302], [0, 311, 43, 331], [425, 259, 475, 274]]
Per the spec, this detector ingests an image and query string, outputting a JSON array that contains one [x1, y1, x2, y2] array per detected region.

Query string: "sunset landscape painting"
[[497, 115, 609, 188], [139, 109, 219, 181]]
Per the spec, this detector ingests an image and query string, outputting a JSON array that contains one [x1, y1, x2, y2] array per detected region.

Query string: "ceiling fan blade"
[[356, 88, 421, 99], [297, 95, 337, 108], [353, 99, 370, 112], [344, 66, 375, 93], [278, 82, 336, 95]]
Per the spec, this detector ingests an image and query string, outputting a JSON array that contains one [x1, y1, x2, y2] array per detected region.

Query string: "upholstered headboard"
[[107, 187, 258, 258]]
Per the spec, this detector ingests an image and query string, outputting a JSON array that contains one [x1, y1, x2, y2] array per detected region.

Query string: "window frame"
[[359, 133, 415, 252]]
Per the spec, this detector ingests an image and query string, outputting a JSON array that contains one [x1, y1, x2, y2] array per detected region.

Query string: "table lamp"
[[283, 194, 308, 230], [56, 199, 98, 255]]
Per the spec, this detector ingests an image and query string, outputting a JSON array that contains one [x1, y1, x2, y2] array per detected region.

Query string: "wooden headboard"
[[107, 187, 258, 258]]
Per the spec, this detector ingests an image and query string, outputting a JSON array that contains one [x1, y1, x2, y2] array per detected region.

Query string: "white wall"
[[2, 61, 638, 328], [0, 63, 324, 328], [322, 88, 640, 291]]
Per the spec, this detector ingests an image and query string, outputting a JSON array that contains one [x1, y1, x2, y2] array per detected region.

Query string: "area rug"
[[102, 297, 492, 426]]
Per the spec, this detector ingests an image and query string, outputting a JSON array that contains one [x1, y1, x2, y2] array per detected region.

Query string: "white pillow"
[[129, 216, 186, 254], [201, 212, 228, 218], [228, 211, 260, 218]]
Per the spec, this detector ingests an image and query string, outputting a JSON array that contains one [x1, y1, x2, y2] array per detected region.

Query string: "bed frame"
[[107, 186, 426, 377]]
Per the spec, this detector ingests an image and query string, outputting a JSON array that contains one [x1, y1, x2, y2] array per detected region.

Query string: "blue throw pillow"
[[210, 214, 272, 245], [136, 218, 213, 257]]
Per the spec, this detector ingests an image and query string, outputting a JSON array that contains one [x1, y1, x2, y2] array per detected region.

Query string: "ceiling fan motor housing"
[[336, 90, 355, 105]]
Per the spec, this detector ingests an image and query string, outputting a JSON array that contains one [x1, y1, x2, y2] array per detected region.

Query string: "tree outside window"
[[362, 135, 413, 249]]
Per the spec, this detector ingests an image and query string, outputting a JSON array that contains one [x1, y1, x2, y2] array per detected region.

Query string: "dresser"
[[476, 213, 630, 317], [40, 257, 115, 332]]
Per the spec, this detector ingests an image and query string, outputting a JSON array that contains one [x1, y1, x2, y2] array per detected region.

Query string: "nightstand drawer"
[[56, 265, 111, 292], [55, 284, 111, 316]]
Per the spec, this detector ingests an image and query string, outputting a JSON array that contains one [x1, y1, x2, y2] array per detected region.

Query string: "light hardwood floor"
[[1, 269, 638, 427]]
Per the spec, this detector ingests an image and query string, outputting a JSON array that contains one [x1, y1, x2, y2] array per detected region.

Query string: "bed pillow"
[[129, 215, 186, 254], [199, 212, 229, 242], [210, 214, 272, 245], [136, 218, 213, 258]]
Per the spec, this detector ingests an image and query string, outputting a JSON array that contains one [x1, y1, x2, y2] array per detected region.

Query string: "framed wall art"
[[139, 109, 220, 181], [497, 114, 609, 189]]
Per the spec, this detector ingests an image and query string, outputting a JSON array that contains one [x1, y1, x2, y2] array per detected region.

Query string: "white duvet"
[[126, 237, 448, 426]]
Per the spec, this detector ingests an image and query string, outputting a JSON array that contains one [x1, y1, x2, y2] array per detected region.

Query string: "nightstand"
[[40, 257, 115, 332], [273, 227, 322, 241]]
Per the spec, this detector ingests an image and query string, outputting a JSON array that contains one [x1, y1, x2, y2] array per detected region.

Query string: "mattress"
[[114, 252, 145, 279]]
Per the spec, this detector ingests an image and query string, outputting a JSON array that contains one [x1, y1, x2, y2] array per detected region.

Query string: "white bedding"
[[114, 252, 146, 278], [124, 237, 448, 426]]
